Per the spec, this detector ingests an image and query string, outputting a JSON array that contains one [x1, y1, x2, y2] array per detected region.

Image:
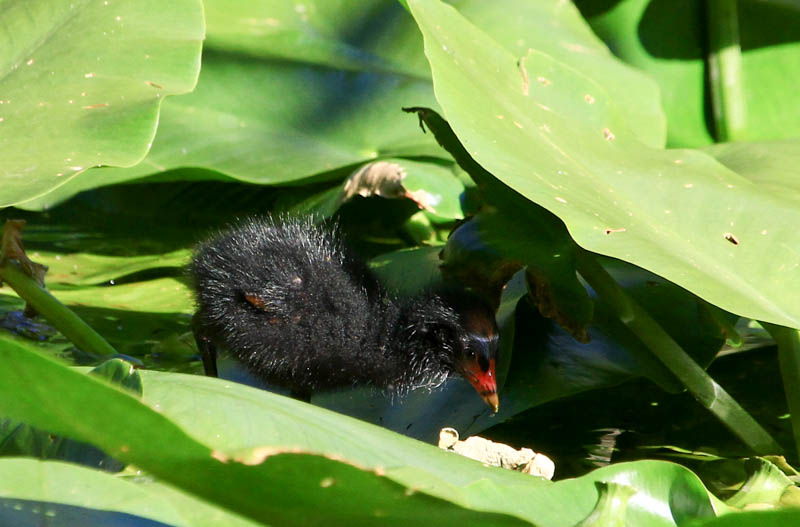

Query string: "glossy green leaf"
[[20, 0, 663, 210], [20, 41, 443, 210], [203, 0, 430, 76], [1, 0, 204, 207], [51, 278, 193, 314], [399, 107, 775, 452], [89, 358, 143, 395], [407, 0, 800, 327], [724, 458, 793, 509], [35, 250, 188, 286], [574, 482, 636, 527], [450, 0, 665, 148], [0, 340, 742, 526], [0, 359, 143, 472], [153, 360, 736, 523], [0, 341, 533, 526]]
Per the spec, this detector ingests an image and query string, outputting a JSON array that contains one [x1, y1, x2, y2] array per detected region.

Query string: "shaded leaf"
[[89, 358, 143, 395]]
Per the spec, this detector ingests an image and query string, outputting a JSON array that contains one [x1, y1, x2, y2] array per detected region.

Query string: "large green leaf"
[[1, 0, 204, 207], [33, 250, 188, 286], [0, 341, 739, 526], [0, 342, 532, 526], [20, 0, 663, 210], [49, 278, 193, 314], [406, 0, 800, 328], [449, 0, 665, 148], [0, 360, 140, 472], [19, 1, 443, 210]]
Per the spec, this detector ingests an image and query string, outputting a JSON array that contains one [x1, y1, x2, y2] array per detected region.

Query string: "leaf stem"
[[763, 323, 800, 459], [706, 0, 747, 141], [576, 249, 782, 454], [0, 260, 117, 357]]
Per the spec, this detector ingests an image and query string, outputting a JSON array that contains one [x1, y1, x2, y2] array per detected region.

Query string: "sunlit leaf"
[[1, 0, 204, 207], [406, 0, 800, 327]]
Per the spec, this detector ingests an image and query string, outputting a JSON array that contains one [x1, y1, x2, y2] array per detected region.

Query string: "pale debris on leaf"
[[344, 161, 406, 200], [438, 427, 554, 480], [341, 161, 436, 212]]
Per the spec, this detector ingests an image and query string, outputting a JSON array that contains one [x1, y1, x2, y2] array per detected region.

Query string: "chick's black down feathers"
[[190, 216, 496, 398]]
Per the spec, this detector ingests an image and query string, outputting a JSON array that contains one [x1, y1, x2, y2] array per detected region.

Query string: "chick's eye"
[[478, 355, 490, 372]]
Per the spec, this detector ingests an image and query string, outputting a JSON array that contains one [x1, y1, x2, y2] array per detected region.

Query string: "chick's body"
[[193, 218, 390, 392], [190, 216, 499, 410]]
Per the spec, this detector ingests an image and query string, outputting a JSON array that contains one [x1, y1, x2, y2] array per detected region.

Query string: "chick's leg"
[[192, 314, 218, 377]]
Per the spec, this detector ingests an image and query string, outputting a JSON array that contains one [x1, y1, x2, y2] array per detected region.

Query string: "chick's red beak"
[[462, 358, 498, 413]]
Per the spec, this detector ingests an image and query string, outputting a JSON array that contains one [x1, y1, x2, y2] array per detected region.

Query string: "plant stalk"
[[0, 260, 117, 357], [576, 250, 781, 454], [763, 323, 800, 459], [706, 0, 747, 141]]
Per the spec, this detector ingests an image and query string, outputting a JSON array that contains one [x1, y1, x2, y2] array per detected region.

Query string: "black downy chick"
[[189, 216, 499, 412]]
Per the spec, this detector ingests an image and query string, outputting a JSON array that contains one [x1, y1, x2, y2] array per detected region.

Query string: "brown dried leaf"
[[341, 161, 436, 212], [1, 219, 49, 316], [1, 219, 29, 262]]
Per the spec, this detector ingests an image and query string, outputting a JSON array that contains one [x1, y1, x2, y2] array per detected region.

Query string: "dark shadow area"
[[578, 0, 800, 59], [738, 0, 800, 51], [0, 419, 123, 473], [199, 43, 431, 150], [484, 345, 792, 479], [67, 306, 195, 369], [3, 176, 430, 261], [0, 498, 173, 527], [0, 297, 197, 372], [573, 0, 624, 19], [2, 178, 322, 255], [336, 0, 409, 55], [638, 0, 706, 60]]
